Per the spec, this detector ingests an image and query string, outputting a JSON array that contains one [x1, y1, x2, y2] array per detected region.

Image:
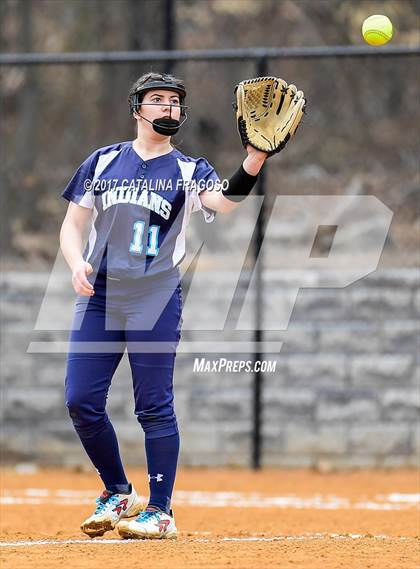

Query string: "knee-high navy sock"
[[76, 420, 130, 494], [145, 433, 180, 514]]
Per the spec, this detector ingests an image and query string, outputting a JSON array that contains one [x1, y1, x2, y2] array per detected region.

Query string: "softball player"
[[60, 71, 267, 540]]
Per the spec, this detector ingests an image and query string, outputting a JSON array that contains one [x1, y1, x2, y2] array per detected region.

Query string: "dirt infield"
[[1, 467, 419, 569]]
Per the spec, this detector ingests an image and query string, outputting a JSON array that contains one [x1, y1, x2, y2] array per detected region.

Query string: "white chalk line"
[[0, 533, 415, 548], [1, 489, 419, 511]]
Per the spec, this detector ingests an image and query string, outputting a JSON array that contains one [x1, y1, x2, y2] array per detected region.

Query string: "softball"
[[362, 15, 393, 46]]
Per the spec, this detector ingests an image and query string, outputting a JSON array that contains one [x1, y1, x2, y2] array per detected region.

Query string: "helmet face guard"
[[128, 78, 188, 136], [128, 79, 187, 117]]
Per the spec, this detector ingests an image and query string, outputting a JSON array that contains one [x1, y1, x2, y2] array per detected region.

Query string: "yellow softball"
[[362, 15, 393, 46]]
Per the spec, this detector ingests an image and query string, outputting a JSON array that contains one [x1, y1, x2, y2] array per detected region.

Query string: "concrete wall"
[[1, 268, 418, 468]]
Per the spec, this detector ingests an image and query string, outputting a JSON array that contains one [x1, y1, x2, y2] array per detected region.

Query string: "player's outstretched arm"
[[60, 202, 95, 296], [200, 144, 267, 214]]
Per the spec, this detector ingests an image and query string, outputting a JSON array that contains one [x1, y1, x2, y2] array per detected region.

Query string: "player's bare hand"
[[72, 261, 94, 296]]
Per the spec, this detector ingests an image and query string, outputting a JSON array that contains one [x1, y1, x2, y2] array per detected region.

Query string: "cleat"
[[117, 507, 177, 540], [80, 485, 144, 538]]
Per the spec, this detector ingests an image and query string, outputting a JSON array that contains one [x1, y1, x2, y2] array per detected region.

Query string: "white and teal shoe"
[[117, 507, 177, 540], [81, 485, 144, 538]]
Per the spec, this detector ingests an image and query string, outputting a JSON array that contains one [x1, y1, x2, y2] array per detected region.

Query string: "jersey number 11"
[[129, 221, 160, 256]]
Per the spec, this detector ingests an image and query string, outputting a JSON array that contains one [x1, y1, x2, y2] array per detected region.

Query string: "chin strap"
[[138, 114, 188, 136]]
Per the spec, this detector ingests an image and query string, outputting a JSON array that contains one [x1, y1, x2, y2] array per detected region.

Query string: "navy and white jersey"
[[62, 141, 218, 279]]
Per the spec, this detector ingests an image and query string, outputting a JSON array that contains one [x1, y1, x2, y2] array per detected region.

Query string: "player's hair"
[[128, 72, 186, 115]]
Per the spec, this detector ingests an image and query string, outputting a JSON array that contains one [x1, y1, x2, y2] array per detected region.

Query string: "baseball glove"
[[234, 76, 306, 156]]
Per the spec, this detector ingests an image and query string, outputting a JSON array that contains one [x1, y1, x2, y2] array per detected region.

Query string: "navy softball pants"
[[65, 270, 182, 442]]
